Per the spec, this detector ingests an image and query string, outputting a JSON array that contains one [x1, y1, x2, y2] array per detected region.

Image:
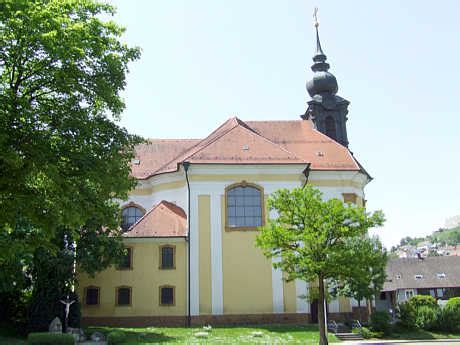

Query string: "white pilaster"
[[190, 191, 200, 315], [296, 280, 309, 313], [271, 256, 284, 313], [210, 193, 223, 315]]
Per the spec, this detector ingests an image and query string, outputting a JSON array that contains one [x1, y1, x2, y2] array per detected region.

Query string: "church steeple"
[[302, 8, 350, 148]]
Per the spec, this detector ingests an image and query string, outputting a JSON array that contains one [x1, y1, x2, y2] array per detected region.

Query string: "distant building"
[[377, 256, 460, 313]]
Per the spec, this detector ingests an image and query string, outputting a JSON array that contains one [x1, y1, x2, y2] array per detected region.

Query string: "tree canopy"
[[256, 185, 385, 345], [0, 0, 141, 235]]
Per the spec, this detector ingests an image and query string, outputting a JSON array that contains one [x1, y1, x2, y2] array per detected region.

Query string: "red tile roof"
[[123, 201, 187, 238], [131, 117, 365, 179]]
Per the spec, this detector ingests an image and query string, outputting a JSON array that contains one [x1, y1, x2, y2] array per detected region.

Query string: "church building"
[[78, 24, 371, 326]]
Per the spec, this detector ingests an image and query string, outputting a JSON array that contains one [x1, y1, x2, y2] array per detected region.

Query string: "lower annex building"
[[78, 24, 373, 326]]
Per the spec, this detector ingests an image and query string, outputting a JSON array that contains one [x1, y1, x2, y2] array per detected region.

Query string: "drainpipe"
[[302, 163, 312, 188], [183, 161, 191, 327]]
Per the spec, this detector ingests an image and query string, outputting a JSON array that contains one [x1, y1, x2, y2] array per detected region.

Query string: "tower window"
[[325, 116, 337, 140]]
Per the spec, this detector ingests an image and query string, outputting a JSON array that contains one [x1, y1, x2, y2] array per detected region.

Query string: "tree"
[[256, 186, 385, 345], [0, 0, 142, 254], [0, 0, 141, 329], [331, 236, 388, 322]]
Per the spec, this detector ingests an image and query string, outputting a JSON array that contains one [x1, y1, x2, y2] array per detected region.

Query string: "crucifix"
[[60, 295, 76, 331]]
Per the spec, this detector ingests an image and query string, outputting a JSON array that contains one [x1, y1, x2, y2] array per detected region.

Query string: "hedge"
[[28, 332, 74, 345], [107, 330, 127, 345]]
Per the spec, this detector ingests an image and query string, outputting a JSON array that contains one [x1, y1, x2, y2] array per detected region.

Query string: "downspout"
[[183, 161, 191, 327], [302, 163, 312, 188]]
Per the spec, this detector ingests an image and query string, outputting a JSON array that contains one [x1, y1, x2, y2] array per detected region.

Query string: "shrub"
[[397, 301, 417, 329], [370, 310, 392, 335], [28, 332, 74, 345], [397, 295, 442, 331], [441, 297, 460, 332], [407, 295, 438, 309], [107, 330, 127, 345], [359, 326, 382, 339], [360, 326, 372, 339], [415, 305, 439, 330]]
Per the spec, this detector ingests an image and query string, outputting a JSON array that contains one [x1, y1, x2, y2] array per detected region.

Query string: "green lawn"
[[86, 325, 339, 344], [0, 325, 339, 344], [385, 328, 460, 340]]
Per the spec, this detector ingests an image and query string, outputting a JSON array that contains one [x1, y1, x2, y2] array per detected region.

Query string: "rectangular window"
[[160, 286, 174, 306], [160, 246, 175, 269], [117, 247, 132, 270], [116, 287, 131, 306], [85, 287, 99, 306]]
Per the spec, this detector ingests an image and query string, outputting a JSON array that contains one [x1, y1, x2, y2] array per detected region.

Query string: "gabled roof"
[[131, 117, 365, 179], [382, 256, 460, 291], [123, 201, 187, 238]]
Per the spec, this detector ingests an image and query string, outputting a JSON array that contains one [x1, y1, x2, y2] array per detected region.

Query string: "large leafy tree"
[[0, 0, 141, 280], [0, 0, 141, 237], [331, 236, 388, 322], [256, 185, 385, 345]]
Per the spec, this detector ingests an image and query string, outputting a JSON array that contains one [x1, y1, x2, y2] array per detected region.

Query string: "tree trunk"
[[357, 299, 362, 323], [318, 275, 328, 345], [366, 298, 372, 323]]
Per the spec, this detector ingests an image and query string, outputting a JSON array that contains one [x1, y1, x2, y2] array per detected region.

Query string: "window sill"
[[225, 226, 262, 232]]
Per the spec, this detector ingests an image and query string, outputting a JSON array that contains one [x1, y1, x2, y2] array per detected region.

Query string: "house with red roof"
[[78, 24, 371, 326]]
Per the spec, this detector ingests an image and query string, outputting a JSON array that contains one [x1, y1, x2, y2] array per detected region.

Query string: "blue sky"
[[108, 0, 459, 248]]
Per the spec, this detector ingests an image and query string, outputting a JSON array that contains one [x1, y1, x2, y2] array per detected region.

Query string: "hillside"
[[392, 226, 460, 255]]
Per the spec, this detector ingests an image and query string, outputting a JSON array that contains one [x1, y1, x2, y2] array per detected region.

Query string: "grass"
[[0, 324, 339, 344], [86, 324, 339, 344], [385, 328, 460, 340]]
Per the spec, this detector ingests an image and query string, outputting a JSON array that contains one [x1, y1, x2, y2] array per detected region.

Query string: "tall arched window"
[[121, 206, 144, 231], [325, 116, 337, 140], [226, 182, 263, 229]]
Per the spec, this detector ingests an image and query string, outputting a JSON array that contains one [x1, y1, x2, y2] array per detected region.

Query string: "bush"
[[28, 332, 74, 345], [107, 330, 127, 345], [415, 305, 439, 330], [359, 326, 382, 339], [397, 295, 442, 331], [441, 297, 460, 332], [407, 295, 438, 309], [370, 310, 392, 335], [397, 301, 417, 329]]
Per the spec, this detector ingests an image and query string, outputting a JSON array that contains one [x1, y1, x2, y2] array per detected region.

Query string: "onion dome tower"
[[302, 9, 350, 147]]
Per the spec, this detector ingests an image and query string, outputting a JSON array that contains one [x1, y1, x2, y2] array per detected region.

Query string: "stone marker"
[[49, 317, 62, 333], [91, 331, 105, 341]]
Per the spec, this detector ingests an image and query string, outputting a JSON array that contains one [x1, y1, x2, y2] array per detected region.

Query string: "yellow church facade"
[[78, 27, 372, 326]]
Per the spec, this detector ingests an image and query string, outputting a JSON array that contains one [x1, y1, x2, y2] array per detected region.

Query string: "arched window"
[[226, 182, 263, 229], [121, 206, 144, 231], [325, 116, 337, 140]]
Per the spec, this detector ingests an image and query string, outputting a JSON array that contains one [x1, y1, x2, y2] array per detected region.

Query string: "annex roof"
[[123, 200, 187, 238], [382, 256, 460, 291], [131, 117, 365, 179]]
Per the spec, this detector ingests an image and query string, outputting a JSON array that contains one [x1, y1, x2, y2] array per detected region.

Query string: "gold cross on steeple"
[[313, 7, 319, 28]]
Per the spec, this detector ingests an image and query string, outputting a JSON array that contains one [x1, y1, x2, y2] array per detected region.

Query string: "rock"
[[194, 331, 209, 338], [252, 331, 264, 337], [91, 331, 105, 341], [66, 327, 86, 342], [49, 317, 62, 333]]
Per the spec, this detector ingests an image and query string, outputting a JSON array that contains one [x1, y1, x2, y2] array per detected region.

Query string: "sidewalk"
[[332, 339, 460, 345]]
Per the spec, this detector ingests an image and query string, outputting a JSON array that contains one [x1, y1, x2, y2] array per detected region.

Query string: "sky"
[[107, 0, 460, 248]]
